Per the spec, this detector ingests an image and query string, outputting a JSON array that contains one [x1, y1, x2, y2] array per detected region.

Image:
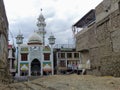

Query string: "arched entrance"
[[31, 59, 41, 76]]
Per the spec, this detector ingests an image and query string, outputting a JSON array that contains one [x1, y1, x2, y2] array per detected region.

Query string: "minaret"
[[15, 31, 24, 76], [16, 31, 24, 45], [36, 9, 46, 45]]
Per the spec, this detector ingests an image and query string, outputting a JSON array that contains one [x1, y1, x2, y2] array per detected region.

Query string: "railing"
[[54, 44, 75, 49]]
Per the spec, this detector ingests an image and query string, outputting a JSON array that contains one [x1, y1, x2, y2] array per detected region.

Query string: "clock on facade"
[[32, 46, 39, 50]]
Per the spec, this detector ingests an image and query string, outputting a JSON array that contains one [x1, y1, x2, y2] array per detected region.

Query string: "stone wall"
[[76, 27, 89, 51], [0, 0, 11, 84], [94, 0, 120, 77], [76, 0, 120, 76]]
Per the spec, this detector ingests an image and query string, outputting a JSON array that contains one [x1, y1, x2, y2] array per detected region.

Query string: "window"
[[67, 53, 72, 58], [61, 53, 65, 58], [74, 53, 79, 58], [44, 53, 50, 60], [59, 60, 66, 67], [118, 1, 120, 12], [21, 53, 28, 61], [58, 53, 61, 58], [12, 60, 14, 69]]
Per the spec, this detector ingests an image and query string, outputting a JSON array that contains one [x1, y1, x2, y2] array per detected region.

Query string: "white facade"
[[16, 12, 54, 76], [54, 44, 81, 74], [17, 44, 53, 76]]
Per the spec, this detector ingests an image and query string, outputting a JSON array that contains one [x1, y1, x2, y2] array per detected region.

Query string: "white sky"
[[4, 0, 103, 45]]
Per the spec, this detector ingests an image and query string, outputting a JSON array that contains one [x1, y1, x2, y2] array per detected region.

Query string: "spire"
[[36, 9, 46, 45], [37, 9, 46, 27], [18, 30, 22, 35], [41, 8, 42, 12]]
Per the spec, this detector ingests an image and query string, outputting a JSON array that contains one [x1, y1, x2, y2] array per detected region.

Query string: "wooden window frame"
[[44, 53, 50, 60], [21, 53, 28, 61]]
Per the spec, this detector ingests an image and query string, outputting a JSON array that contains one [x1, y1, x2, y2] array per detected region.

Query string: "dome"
[[28, 32, 42, 44], [37, 14, 45, 22]]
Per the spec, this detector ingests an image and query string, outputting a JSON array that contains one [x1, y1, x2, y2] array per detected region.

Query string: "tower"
[[36, 9, 46, 45], [16, 31, 24, 45], [15, 31, 24, 76]]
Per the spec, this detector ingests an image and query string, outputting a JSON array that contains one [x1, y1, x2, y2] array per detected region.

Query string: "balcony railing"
[[54, 44, 75, 49]]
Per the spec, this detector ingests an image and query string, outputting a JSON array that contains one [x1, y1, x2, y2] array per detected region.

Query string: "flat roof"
[[73, 9, 95, 28]]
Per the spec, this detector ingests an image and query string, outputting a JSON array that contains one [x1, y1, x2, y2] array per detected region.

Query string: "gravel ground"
[[0, 74, 120, 90]]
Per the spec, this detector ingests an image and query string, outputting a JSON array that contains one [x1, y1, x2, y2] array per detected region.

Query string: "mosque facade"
[[16, 12, 54, 76]]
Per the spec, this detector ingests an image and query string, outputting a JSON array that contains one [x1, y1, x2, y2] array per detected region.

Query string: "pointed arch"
[[31, 59, 41, 76]]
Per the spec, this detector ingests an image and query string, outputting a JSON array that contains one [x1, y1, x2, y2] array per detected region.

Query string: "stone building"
[[73, 0, 120, 77], [0, 0, 10, 83]]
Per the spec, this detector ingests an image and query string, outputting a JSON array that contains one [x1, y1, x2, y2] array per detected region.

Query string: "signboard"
[[43, 46, 51, 51], [20, 62, 29, 71], [21, 47, 28, 53], [61, 48, 73, 51], [43, 62, 52, 71]]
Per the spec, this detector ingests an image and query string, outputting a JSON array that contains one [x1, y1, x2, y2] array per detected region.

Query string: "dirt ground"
[[0, 74, 120, 90]]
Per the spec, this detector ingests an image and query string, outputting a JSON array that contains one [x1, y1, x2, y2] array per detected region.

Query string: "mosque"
[[16, 11, 55, 76]]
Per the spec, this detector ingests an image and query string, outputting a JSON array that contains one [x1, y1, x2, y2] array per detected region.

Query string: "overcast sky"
[[4, 0, 102, 45]]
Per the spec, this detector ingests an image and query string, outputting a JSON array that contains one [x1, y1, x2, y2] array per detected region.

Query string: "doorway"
[[31, 59, 41, 76]]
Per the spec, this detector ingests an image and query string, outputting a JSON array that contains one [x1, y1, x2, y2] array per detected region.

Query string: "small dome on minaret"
[[37, 9, 46, 30], [16, 30, 24, 45], [38, 13, 45, 22]]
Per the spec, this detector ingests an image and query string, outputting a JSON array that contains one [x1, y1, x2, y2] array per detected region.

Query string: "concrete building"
[[0, 0, 10, 84], [73, 0, 120, 76], [16, 12, 54, 76], [54, 44, 81, 74], [73, 9, 95, 71], [8, 44, 16, 76]]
